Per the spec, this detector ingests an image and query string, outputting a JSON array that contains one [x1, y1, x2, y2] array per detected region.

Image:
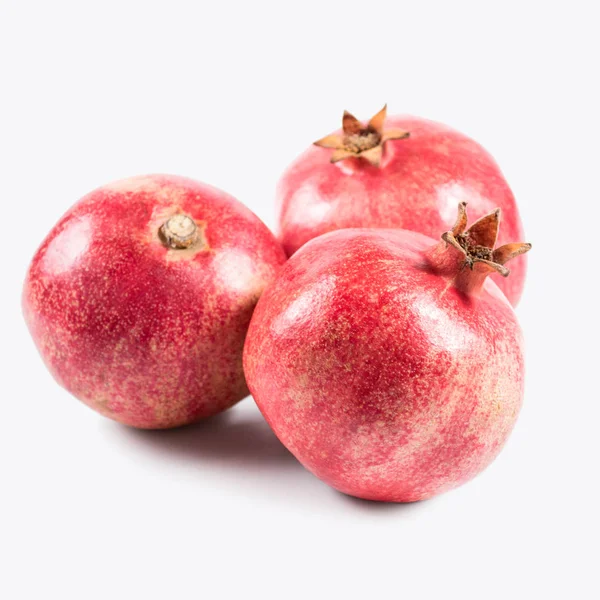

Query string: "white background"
[[1, 1, 598, 598]]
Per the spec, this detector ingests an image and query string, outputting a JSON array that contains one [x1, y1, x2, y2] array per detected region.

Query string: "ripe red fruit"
[[23, 175, 286, 429], [245, 204, 531, 502], [277, 106, 527, 305]]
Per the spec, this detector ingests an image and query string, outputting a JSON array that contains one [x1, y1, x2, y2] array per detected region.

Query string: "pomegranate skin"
[[277, 115, 526, 305], [244, 229, 525, 502], [23, 175, 286, 429]]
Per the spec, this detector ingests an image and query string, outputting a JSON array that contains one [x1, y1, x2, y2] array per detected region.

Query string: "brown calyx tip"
[[442, 203, 531, 277], [314, 104, 409, 167], [159, 214, 200, 249]]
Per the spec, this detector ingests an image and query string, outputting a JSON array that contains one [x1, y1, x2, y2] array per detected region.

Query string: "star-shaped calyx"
[[314, 105, 409, 167], [441, 202, 531, 277]]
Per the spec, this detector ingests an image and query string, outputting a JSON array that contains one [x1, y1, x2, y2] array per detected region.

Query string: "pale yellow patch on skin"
[[103, 175, 163, 194], [434, 143, 450, 156]]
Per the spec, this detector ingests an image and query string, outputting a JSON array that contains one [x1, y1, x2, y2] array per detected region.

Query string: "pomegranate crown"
[[313, 105, 409, 167], [441, 202, 531, 277]]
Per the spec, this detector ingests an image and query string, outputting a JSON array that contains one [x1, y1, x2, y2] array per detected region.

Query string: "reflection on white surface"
[[413, 293, 476, 352], [271, 275, 337, 335], [42, 217, 92, 275]]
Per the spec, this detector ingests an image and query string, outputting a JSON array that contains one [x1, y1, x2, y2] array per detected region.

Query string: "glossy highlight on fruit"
[[23, 174, 286, 429], [245, 204, 531, 502], [277, 106, 527, 305]]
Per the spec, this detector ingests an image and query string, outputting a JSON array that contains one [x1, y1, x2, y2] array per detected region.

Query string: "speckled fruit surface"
[[245, 206, 529, 501], [23, 174, 286, 429], [277, 111, 527, 305]]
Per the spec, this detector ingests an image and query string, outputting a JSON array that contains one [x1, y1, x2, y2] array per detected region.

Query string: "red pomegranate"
[[245, 204, 531, 502], [23, 174, 286, 429], [277, 106, 527, 305]]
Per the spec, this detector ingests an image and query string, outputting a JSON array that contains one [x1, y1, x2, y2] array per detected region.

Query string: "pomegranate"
[[277, 106, 527, 305], [23, 174, 286, 429], [245, 204, 531, 502]]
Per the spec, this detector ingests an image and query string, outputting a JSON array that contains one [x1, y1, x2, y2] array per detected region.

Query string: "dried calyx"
[[442, 202, 531, 277], [160, 214, 201, 250], [428, 202, 531, 295], [314, 105, 409, 167]]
